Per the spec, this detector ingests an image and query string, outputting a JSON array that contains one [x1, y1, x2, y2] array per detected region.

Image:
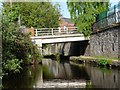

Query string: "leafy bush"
[[98, 59, 108, 66], [3, 59, 22, 74], [2, 16, 42, 75]]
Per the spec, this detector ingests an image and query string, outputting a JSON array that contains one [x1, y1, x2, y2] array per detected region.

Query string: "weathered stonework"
[[90, 25, 120, 58], [42, 40, 89, 56]]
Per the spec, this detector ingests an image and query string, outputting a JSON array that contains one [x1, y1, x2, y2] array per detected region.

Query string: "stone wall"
[[90, 25, 120, 58], [42, 40, 90, 56]]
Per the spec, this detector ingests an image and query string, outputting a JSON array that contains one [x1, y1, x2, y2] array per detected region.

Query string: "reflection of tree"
[[2, 65, 42, 88], [86, 80, 93, 88], [42, 59, 73, 79], [33, 65, 43, 88], [85, 65, 120, 88], [43, 65, 54, 79], [63, 63, 72, 79]]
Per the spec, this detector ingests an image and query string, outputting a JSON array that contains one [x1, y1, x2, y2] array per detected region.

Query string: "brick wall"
[[26, 27, 35, 36], [59, 18, 75, 30]]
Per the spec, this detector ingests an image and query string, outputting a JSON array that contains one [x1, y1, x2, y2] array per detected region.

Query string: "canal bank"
[[70, 56, 120, 68]]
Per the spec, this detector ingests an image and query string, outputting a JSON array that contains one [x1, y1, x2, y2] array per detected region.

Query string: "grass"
[[94, 56, 120, 61], [79, 55, 120, 61], [78, 55, 120, 66]]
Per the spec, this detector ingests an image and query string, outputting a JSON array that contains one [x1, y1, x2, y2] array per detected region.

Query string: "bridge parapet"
[[35, 27, 79, 36], [31, 27, 89, 49]]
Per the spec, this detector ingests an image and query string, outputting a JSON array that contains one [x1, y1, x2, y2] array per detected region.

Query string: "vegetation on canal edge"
[[94, 56, 120, 61], [67, 2, 109, 36], [2, 18, 42, 75], [70, 56, 120, 67], [79, 56, 120, 61], [98, 59, 110, 66]]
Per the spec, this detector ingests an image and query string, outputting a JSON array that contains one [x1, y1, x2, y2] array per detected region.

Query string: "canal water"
[[2, 58, 120, 89]]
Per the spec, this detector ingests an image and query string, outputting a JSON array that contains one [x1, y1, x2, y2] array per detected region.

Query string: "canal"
[[2, 58, 120, 89]]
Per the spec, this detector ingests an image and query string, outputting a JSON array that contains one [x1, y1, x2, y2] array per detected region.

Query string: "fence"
[[93, 2, 120, 32], [35, 27, 78, 36]]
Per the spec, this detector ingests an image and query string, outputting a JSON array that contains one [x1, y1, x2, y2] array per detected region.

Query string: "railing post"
[[58, 27, 61, 34], [66, 27, 68, 34], [35, 29, 38, 36], [64, 26, 66, 33], [51, 28, 53, 35]]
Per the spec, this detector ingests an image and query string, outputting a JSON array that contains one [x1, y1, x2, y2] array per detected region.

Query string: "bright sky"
[[52, 0, 70, 18]]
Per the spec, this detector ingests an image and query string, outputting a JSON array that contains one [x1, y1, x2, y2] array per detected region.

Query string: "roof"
[[61, 17, 74, 24]]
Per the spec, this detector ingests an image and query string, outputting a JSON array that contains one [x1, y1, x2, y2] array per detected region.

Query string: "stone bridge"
[[31, 27, 89, 47]]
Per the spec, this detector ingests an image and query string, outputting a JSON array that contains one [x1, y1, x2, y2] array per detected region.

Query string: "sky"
[[52, 0, 70, 18]]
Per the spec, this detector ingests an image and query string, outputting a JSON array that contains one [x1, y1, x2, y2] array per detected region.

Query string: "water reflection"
[[2, 58, 120, 88], [42, 59, 89, 80], [34, 59, 89, 88], [2, 65, 42, 88], [85, 65, 120, 88]]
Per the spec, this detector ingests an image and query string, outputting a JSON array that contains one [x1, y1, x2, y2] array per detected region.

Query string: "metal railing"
[[93, 2, 120, 32], [35, 27, 78, 36]]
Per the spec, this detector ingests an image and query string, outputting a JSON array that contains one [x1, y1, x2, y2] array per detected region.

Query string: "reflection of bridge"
[[31, 27, 88, 47]]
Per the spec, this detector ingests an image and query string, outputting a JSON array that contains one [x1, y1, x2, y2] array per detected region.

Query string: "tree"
[[2, 3, 42, 75], [67, 1, 109, 36], [3, 2, 61, 28], [2, 2, 61, 75], [2, 16, 42, 74]]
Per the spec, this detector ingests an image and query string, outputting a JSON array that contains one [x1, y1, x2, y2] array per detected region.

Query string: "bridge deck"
[[31, 34, 84, 39], [31, 27, 88, 47]]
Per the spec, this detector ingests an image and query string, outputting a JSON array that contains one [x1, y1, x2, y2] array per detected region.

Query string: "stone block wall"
[[90, 25, 120, 58], [42, 40, 90, 56]]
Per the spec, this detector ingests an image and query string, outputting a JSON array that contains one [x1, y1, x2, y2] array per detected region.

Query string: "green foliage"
[[95, 56, 119, 61], [2, 5, 42, 75], [67, 1, 109, 36], [3, 59, 22, 74], [2, 22, 41, 62], [3, 2, 61, 28], [43, 44, 48, 49], [2, 3, 61, 75], [107, 59, 112, 64], [98, 59, 108, 66]]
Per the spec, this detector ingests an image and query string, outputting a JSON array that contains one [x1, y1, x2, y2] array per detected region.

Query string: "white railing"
[[35, 27, 78, 36]]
